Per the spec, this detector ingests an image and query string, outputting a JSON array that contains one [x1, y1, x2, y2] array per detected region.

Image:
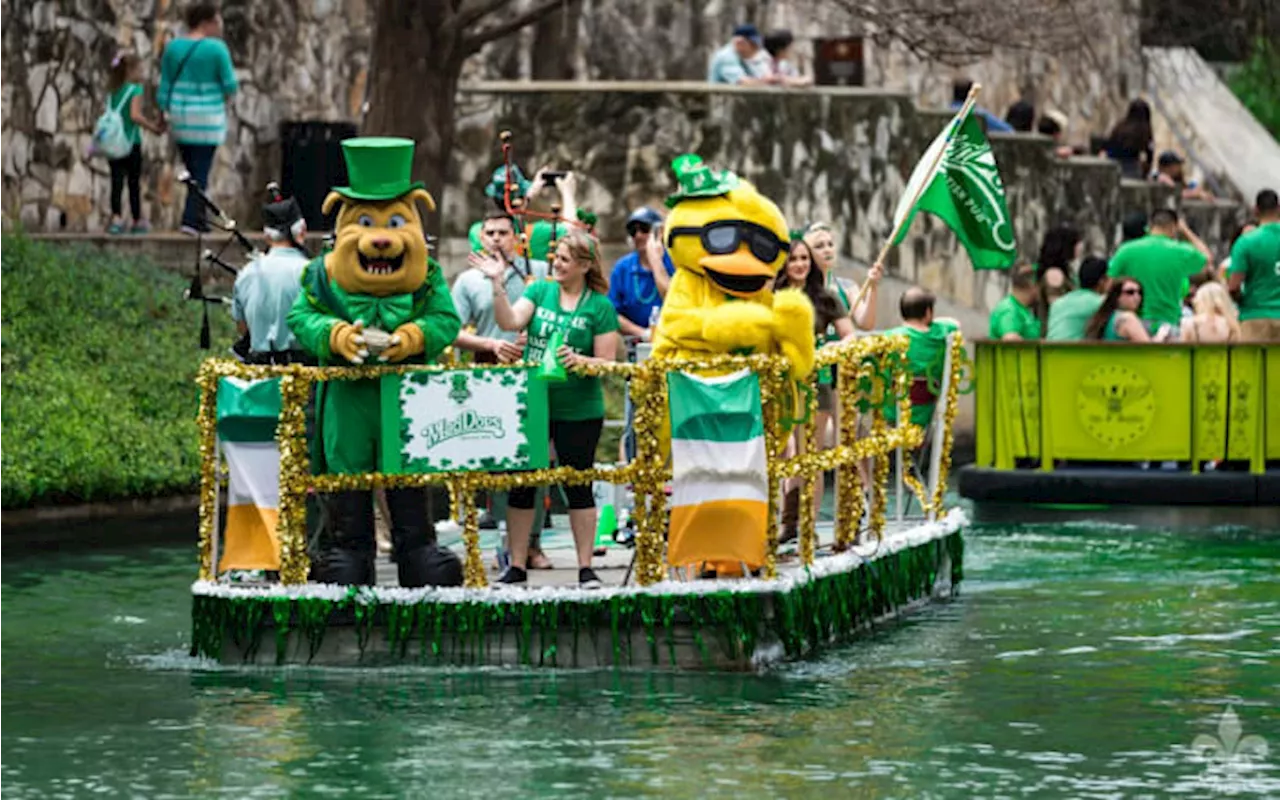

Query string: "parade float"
[[958, 340, 1280, 509], [186, 130, 973, 670]]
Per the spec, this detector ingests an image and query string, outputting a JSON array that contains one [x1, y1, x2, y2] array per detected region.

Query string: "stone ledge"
[[458, 80, 914, 100]]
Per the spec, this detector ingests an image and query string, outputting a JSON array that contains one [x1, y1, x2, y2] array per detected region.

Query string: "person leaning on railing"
[[884, 287, 962, 429], [475, 230, 620, 590], [1085, 278, 1153, 342]]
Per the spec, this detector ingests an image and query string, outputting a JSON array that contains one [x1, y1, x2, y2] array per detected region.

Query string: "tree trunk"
[[361, 0, 462, 239], [531, 0, 582, 80]]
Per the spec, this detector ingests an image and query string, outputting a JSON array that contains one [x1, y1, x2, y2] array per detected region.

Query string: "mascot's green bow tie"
[[345, 293, 413, 330]]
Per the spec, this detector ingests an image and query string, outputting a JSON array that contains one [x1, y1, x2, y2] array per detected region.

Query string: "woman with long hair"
[[1104, 99, 1154, 179], [1180, 281, 1240, 343], [803, 222, 881, 331], [1086, 278, 1151, 342], [477, 229, 619, 588], [774, 240, 854, 543]]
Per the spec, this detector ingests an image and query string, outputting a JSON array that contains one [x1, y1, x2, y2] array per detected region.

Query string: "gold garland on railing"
[[194, 333, 934, 587], [276, 373, 315, 585], [798, 370, 819, 567], [195, 373, 220, 581], [868, 413, 891, 545], [932, 333, 966, 516]]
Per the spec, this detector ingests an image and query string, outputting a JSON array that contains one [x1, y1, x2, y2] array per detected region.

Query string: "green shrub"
[[1229, 37, 1280, 142], [1, 233, 237, 507]]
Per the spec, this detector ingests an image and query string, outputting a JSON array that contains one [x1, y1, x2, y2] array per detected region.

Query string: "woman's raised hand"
[[469, 251, 505, 281]]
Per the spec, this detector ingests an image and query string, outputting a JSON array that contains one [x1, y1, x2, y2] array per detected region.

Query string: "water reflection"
[[2, 522, 1278, 797]]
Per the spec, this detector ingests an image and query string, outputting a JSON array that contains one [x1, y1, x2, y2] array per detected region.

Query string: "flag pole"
[[847, 83, 983, 315]]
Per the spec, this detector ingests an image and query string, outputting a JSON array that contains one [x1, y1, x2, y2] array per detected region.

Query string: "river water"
[[3, 515, 1278, 798]]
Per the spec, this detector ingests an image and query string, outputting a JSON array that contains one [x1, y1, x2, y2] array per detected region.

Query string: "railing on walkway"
[[974, 340, 1278, 473], [194, 332, 966, 588]]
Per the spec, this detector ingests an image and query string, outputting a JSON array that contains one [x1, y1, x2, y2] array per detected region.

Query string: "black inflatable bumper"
[[959, 466, 1280, 506]]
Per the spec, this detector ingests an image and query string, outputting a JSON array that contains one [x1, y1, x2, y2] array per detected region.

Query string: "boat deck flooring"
[[372, 517, 918, 589]]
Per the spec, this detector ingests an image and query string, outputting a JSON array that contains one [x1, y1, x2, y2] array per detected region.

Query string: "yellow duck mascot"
[[288, 136, 463, 588], [652, 154, 815, 575]]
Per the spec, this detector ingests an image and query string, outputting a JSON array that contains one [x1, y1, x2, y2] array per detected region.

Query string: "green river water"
[[3, 516, 1278, 798]]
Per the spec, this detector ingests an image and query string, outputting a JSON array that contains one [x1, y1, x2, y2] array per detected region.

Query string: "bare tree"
[[361, 0, 569, 235]]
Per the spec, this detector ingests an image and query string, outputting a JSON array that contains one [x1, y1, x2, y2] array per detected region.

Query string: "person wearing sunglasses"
[[1086, 278, 1152, 342], [608, 206, 674, 343]]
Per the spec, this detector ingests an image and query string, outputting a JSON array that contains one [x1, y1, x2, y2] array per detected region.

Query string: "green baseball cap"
[[331, 137, 424, 201], [665, 153, 739, 208]]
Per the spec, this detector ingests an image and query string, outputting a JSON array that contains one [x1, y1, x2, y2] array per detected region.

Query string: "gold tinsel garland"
[[932, 334, 966, 516], [194, 334, 934, 587], [195, 374, 220, 581], [797, 369, 819, 567], [868, 413, 891, 545]]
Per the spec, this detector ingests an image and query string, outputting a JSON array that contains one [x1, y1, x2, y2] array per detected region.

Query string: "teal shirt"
[[1228, 222, 1280, 321], [707, 43, 770, 84], [1046, 288, 1104, 341], [107, 83, 143, 145], [523, 281, 618, 420], [158, 37, 238, 146], [231, 247, 307, 352]]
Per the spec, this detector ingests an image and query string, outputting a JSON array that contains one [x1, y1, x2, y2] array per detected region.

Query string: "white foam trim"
[[192, 509, 968, 606]]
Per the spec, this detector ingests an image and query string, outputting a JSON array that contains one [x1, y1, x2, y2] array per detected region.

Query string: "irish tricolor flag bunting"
[[667, 370, 769, 570], [216, 377, 283, 573]]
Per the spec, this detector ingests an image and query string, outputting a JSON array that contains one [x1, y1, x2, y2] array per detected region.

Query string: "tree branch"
[[453, 0, 513, 32], [462, 0, 564, 54]]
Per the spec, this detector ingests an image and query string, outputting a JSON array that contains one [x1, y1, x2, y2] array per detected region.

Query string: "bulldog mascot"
[[288, 137, 463, 587]]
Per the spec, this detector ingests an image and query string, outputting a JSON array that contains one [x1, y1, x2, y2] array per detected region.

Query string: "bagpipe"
[[497, 130, 596, 253], [182, 178, 314, 357]]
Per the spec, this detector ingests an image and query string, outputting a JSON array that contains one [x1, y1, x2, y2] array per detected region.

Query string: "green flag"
[[891, 107, 1017, 269]]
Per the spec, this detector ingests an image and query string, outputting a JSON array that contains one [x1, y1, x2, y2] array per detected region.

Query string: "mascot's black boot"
[[385, 487, 463, 587], [314, 491, 377, 585]]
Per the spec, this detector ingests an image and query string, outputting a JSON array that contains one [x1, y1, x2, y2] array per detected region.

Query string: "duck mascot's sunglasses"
[[666, 220, 789, 264]]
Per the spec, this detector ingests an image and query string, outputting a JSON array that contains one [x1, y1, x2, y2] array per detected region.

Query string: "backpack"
[[91, 88, 135, 160]]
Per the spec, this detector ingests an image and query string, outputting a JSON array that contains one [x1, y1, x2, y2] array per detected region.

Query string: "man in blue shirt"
[[950, 79, 1013, 133], [707, 24, 779, 85], [231, 196, 309, 364], [608, 206, 674, 342]]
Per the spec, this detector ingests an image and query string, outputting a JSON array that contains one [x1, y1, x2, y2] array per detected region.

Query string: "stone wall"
[[3, 0, 1160, 234], [451, 83, 1243, 316], [1, 0, 369, 232]]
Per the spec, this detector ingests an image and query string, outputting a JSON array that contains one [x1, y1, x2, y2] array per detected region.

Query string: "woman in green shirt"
[[1085, 278, 1151, 342], [478, 230, 619, 588]]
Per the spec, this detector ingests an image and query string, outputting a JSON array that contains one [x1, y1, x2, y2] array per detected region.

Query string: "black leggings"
[[508, 418, 603, 510], [109, 144, 143, 219]]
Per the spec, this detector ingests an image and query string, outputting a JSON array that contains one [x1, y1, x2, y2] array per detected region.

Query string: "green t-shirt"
[[988, 294, 1040, 339], [884, 319, 960, 426], [1045, 288, 1104, 341], [1107, 234, 1207, 327], [1228, 222, 1280, 321], [108, 83, 143, 145], [523, 280, 619, 420]]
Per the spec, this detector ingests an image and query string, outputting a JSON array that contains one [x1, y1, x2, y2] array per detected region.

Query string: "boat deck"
[[375, 518, 884, 589]]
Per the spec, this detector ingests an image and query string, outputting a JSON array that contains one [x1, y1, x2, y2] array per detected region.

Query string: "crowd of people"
[[985, 190, 1280, 344]]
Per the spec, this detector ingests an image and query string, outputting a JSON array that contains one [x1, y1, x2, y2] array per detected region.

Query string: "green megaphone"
[[538, 329, 568, 382]]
